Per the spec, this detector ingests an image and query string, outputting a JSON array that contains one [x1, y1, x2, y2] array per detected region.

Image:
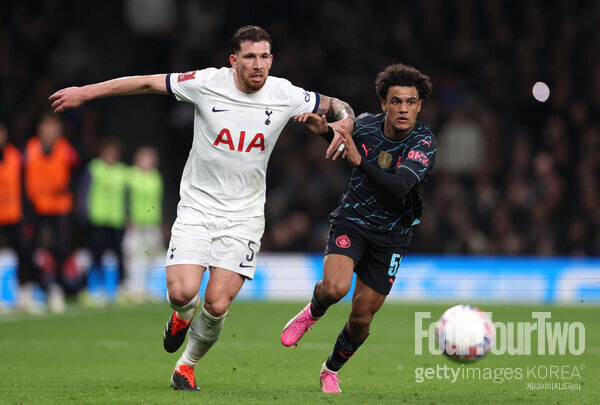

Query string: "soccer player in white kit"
[[50, 25, 354, 391]]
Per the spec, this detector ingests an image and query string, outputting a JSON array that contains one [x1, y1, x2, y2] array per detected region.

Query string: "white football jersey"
[[167, 67, 319, 222]]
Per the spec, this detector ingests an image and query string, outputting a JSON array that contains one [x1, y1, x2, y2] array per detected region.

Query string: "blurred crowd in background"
[[1, 0, 599, 310]]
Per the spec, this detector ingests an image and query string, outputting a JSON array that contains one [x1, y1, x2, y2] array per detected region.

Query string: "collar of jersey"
[[378, 117, 417, 143]]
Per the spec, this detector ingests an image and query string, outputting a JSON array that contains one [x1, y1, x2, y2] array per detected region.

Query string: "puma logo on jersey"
[[213, 128, 265, 152]]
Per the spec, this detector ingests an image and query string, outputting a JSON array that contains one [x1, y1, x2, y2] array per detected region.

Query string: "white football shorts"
[[165, 209, 264, 279]]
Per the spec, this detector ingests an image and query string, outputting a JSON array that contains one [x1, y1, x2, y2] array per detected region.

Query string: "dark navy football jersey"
[[329, 113, 437, 234]]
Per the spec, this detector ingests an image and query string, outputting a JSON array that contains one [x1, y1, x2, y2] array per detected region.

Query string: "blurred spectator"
[[435, 107, 485, 177], [123, 0, 176, 73], [122, 146, 165, 303], [0, 123, 37, 313], [24, 115, 80, 313], [124, 0, 175, 35], [79, 138, 128, 306], [50, 30, 100, 87]]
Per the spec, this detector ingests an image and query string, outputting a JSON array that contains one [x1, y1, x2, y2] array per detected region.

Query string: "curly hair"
[[230, 25, 272, 54], [375, 64, 432, 101]]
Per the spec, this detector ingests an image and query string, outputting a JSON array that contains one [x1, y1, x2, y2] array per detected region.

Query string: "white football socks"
[[179, 305, 227, 368], [167, 292, 200, 322]]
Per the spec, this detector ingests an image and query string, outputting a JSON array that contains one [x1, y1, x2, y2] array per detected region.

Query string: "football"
[[436, 304, 494, 363]]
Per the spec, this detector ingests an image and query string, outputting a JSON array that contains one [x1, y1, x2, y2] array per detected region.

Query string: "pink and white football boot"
[[281, 303, 320, 347]]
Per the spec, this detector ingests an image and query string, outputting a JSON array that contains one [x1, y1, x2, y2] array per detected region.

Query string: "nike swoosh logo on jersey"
[[239, 262, 253, 268], [212, 107, 228, 112]]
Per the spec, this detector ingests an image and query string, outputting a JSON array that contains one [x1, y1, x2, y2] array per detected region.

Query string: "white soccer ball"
[[436, 304, 494, 363]]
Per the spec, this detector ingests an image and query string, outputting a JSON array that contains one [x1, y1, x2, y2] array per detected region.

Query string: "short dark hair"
[[230, 25, 272, 54], [375, 64, 432, 101]]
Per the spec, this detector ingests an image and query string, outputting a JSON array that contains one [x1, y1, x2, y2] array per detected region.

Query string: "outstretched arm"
[[49, 74, 168, 113]]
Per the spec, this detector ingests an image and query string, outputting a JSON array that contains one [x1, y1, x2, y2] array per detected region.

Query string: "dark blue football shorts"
[[325, 218, 412, 295]]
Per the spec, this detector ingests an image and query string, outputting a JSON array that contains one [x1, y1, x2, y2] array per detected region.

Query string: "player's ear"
[[381, 98, 387, 113], [417, 99, 422, 113], [229, 54, 237, 69]]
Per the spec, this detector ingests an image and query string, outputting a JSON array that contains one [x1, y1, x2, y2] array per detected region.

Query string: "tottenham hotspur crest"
[[265, 109, 273, 125]]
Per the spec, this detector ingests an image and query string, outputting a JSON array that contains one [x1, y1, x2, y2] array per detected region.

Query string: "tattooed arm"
[[314, 95, 355, 159], [315, 95, 355, 122]]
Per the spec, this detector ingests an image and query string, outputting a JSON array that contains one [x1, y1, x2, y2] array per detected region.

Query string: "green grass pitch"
[[1, 301, 598, 404]]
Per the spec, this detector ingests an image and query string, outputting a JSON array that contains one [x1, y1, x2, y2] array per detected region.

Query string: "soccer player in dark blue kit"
[[281, 64, 436, 393]]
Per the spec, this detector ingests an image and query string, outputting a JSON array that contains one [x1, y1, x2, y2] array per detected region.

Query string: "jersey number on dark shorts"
[[388, 253, 403, 277]]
